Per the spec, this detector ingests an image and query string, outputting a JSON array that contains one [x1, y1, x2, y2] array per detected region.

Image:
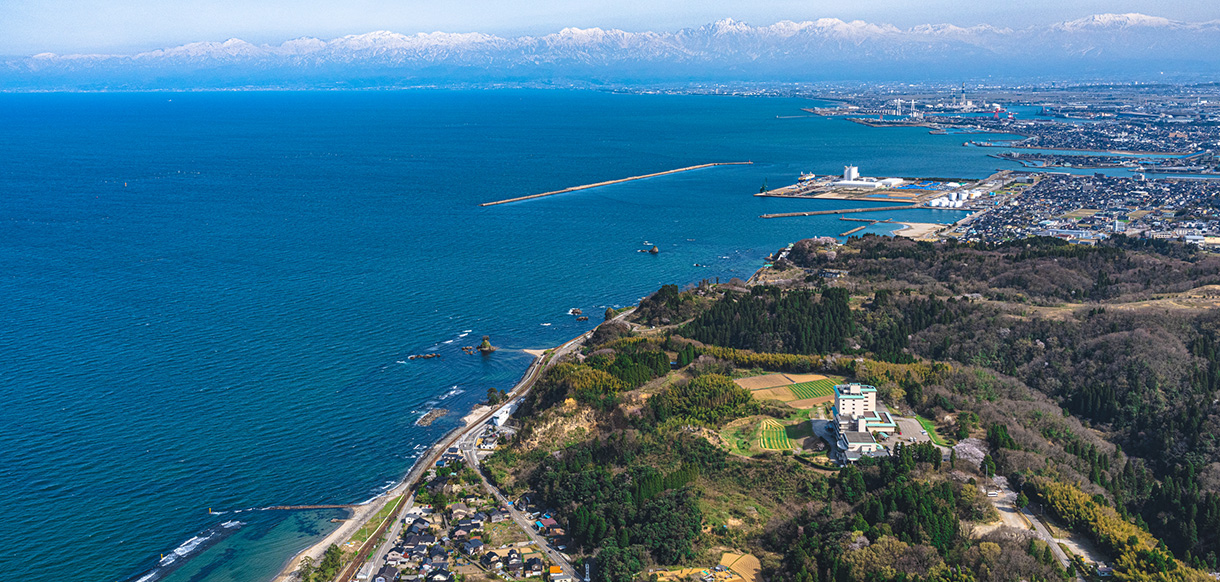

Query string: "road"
[[452, 316, 629, 578], [988, 477, 1083, 580], [462, 444, 577, 578], [347, 311, 630, 579], [364, 495, 412, 576]]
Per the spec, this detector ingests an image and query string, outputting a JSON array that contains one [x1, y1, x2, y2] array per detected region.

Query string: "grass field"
[[758, 419, 794, 450], [484, 520, 528, 546], [351, 495, 404, 544], [916, 415, 949, 446], [787, 378, 840, 400], [722, 419, 761, 456], [785, 421, 813, 440]]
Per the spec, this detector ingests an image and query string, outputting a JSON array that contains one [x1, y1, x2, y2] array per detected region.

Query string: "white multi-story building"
[[833, 383, 895, 462], [834, 383, 876, 417]]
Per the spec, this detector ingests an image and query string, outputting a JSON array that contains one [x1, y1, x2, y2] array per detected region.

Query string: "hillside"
[[480, 234, 1220, 582]]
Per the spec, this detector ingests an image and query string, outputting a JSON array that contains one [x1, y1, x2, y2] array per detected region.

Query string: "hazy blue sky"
[[2, 0, 1218, 55]]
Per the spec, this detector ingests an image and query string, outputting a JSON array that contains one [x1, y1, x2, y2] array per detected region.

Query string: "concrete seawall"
[[481, 161, 753, 206], [761, 205, 921, 219]]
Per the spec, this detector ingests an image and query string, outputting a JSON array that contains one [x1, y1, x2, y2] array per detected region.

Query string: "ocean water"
[[0, 90, 1015, 581]]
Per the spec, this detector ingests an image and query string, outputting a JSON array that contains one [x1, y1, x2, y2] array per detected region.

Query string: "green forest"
[[484, 234, 1220, 582]]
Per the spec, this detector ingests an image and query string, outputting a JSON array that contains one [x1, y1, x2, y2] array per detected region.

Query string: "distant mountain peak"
[[1056, 13, 1178, 30], [708, 18, 752, 34], [6, 13, 1220, 89]]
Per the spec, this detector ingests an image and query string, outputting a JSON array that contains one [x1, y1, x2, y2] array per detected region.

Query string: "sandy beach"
[[892, 222, 943, 240], [462, 404, 492, 425], [269, 483, 408, 582]]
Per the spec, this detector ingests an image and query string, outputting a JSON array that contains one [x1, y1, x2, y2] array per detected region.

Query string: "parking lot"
[[877, 416, 933, 450]]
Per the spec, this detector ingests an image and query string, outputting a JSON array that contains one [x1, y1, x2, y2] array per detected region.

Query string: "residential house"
[[480, 551, 502, 570], [449, 503, 471, 520], [416, 534, 438, 546], [505, 550, 524, 576], [428, 546, 449, 569], [524, 557, 545, 577], [374, 565, 400, 582], [462, 539, 485, 555], [489, 509, 511, 523], [426, 475, 451, 494], [406, 518, 432, 536], [427, 568, 454, 582], [408, 545, 429, 564], [386, 546, 407, 566]]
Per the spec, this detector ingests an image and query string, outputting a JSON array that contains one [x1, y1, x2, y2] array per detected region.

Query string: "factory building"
[[831, 167, 905, 190]]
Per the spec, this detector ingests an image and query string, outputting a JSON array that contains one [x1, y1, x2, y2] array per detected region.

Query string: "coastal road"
[[323, 311, 632, 580], [451, 312, 639, 578]]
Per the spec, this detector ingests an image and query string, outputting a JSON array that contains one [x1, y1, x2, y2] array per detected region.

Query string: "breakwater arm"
[[761, 205, 921, 219], [480, 162, 753, 206]]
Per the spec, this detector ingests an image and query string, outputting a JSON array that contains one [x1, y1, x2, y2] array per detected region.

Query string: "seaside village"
[[349, 377, 928, 582], [349, 411, 583, 582]]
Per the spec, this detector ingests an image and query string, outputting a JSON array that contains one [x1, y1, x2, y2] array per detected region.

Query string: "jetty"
[[480, 162, 753, 206], [838, 216, 897, 236], [262, 504, 357, 511], [761, 205, 920, 219]]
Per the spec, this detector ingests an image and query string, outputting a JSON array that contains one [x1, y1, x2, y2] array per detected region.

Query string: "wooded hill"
[[482, 234, 1220, 582]]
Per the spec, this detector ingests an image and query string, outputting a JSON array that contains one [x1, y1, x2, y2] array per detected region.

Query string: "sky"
[[2, 0, 1219, 55]]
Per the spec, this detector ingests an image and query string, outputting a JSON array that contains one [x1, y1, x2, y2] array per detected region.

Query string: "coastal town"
[[757, 82, 1220, 247], [764, 168, 1220, 246]]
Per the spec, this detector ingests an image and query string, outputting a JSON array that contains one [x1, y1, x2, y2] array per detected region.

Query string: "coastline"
[[967, 141, 1191, 157], [267, 418, 466, 582], [268, 336, 594, 582], [890, 222, 944, 240], [264, 205, 960, 581]]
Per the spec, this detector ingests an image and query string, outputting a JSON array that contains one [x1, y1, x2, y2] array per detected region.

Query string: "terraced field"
[[758, 419, 794, 450], [787, 378, 839, 400]]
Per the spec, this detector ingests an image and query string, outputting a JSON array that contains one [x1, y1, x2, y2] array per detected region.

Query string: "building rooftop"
[[844, 431, 875, 444], [834, 383, 878, 398]]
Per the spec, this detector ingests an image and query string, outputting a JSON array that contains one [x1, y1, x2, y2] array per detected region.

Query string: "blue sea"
[[0, 90, 1021, 581]]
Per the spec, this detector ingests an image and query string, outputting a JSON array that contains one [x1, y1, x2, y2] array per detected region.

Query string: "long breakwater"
[[760, 205, 921, 219], [480, 162, 753, 206]]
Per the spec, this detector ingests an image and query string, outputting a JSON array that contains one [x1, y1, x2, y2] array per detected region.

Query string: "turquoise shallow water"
[[0, 90, 1015, 581]]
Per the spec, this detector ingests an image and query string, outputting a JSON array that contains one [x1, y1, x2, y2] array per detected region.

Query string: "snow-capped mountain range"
[[5, 14, 1219, 89]]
